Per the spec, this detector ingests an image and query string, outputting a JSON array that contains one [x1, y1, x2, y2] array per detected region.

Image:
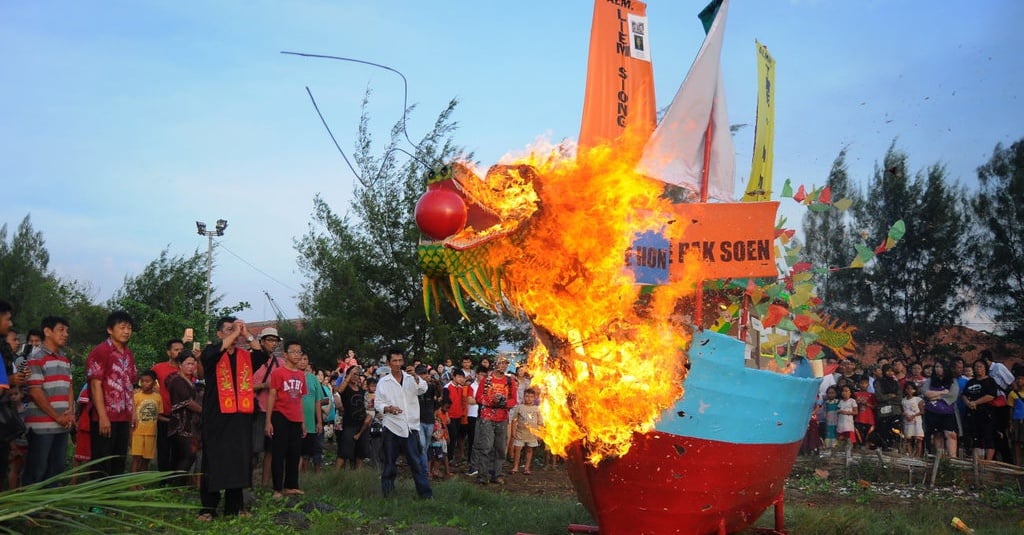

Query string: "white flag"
[[636, 0, 734, 202]]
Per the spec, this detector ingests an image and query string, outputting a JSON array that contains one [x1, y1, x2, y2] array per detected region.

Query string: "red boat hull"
[[566, 432, 801, 534]]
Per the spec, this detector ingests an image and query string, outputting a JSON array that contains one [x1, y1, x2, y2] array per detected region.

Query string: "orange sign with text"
[[627, 201, 779, 283], [578, 0, 656, 158]]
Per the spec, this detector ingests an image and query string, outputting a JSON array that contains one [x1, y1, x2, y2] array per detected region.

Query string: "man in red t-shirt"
[[151, 338, 184, 472], [264, 340, 308, 498], [86, 311, 138, 478], [472, 356, 517, 485]]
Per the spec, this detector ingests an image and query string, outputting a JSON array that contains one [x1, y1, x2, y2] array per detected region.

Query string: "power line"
[[218, 243, 300, 294]]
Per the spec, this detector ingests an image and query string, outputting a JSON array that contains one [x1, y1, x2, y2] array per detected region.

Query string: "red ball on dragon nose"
[[415, 189, 468, 240]]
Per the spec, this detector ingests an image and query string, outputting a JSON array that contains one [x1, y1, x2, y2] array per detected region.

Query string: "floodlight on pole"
[[196, 218, 227, 335]]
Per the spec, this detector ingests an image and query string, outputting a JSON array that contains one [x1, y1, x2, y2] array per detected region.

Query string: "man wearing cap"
[[472, 355, 517, 485], [250, 327, 283, 486]]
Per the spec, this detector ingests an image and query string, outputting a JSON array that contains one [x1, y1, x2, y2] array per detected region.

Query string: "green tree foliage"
[[970, 138, 1024, 342], [0, 214, 107, 350], [802, 149, 868, 323], [108, 247, 247, 366], [850, 143, 970, 359], [295, 95, 526, 368]]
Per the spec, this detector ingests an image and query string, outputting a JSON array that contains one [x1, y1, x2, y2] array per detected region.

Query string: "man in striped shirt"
[[22, 316, 73, 486]]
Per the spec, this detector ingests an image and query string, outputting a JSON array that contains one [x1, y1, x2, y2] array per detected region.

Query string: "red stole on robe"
[[215, 349, 254, 414]]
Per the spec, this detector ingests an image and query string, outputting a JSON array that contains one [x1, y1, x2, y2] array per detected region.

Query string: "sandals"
[[523, 469, 532, 475], [196, 513, 214, 522], [510, 468, 519, 474]]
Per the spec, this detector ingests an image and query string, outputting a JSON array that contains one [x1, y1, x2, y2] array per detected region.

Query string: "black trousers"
[[91, 420, 130, 477], [447, 419, 463, 461], [156, 419, 173, 472], [200, 484, 243, 516], [0, 438, 9, 490], [269, 412, 302, 491], [465, 417, 477, 458]]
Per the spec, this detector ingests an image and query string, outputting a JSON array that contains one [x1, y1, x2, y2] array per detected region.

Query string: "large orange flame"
[[467, 140, 703, 464]]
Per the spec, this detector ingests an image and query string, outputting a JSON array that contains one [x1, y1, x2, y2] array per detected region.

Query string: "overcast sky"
[[2, 1, 1021, 322]]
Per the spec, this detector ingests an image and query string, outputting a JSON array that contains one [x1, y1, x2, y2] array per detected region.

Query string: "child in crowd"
[[823, 385, 839, 454], [71, 383, 92, 483], [7, 383, 27, 489], [836, 385, 859, 458], [430, 400, 452, 479], [510, 388, 542, 475], [1008, 373, 1024, 467], [908, 362, 926, 390], [364, 377, 383, 470], [902, 382, 925, 457], [530, 384, 561, 470], [852, 375, 876, 450], [131, 371, 162, 473]]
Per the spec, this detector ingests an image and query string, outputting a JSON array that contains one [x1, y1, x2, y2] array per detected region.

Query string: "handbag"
[[991, 394, 1008, 408], [0, 391, 26, 442], [926, 398, 955, 415]]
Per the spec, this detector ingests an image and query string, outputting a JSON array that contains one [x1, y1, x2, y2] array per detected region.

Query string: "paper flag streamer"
[[781, 179, 793, 198], [817, 185, 832, 205], [793, 185, 806, 202], [874, 219, 906, 254], [850, 219, 906, 267], [762, 304, 788, 328]]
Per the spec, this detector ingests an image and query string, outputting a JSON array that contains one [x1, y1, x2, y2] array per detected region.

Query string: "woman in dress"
[[166, 354, 201, 484]]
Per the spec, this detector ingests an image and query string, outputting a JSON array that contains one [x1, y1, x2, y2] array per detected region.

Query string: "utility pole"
[[196, 219, 228, 336]]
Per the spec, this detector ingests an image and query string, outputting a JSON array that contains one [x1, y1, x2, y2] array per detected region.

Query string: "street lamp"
[[196, 219, 228, 334]]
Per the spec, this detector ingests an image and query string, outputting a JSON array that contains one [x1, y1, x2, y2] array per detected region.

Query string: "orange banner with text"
[[578, 0, 656, 159], [627, 201, 779, 283]]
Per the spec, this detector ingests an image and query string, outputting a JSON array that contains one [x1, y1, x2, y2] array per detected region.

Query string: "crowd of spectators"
[[802, 351, 1024, 467], [0, 301, 559, 521]]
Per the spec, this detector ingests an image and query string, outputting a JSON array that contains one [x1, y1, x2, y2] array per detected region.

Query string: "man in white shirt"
[[981, 350, 1014, 393], [374, 348, 432, 499]]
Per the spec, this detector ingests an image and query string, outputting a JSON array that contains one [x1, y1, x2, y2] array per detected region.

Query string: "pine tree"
[[857, 143, 969, 359], [802, 148, 866, 323], [970, 138, 1024, 342]]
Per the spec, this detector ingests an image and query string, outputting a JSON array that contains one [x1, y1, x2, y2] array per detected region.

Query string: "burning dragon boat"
[[412, 0, 827, 533]]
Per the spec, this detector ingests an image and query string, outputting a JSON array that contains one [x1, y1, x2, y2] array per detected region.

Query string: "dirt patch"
[[491, 465, 577, 498], [439, 460, 579, 499]]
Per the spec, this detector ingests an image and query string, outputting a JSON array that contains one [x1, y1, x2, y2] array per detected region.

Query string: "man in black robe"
[[198, 316, 266, 521]]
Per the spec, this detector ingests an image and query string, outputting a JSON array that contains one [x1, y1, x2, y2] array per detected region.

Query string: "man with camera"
[[12, 329, 42, 371], [472, 355, 517, 485], [335, 364, 371, 470]]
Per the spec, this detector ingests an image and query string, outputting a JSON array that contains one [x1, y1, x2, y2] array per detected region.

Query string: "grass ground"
[[3, 452, 1023, 534]]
